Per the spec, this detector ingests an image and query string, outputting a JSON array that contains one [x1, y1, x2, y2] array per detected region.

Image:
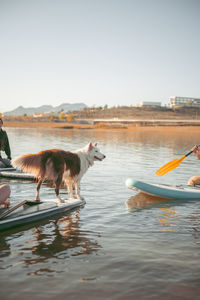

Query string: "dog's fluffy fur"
[[12, 143, 105, 202]]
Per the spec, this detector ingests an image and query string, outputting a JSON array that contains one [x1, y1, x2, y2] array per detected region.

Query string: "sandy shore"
[[3, 120, 200, 132]]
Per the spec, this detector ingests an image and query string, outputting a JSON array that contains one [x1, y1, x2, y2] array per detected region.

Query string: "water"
[[1, 127, 200, 299]]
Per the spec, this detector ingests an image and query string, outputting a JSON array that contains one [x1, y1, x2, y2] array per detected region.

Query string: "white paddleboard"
[[0, 198, 85, 231], [126, 178, 200, 200]]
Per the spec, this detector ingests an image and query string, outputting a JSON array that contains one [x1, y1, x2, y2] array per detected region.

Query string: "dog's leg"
[[35, 178, 43, 201], [74, 181, 84, 200], [55, 174, 63, 203], [65, 179, 74, 199]]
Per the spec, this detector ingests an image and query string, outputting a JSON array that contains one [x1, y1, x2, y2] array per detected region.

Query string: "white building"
[[170, 96, 200, 108], [137, 101, 161, 107]]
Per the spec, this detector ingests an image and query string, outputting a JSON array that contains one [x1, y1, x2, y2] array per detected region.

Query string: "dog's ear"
[[94, 143, 97, 147], [87, 142, 93, 151]]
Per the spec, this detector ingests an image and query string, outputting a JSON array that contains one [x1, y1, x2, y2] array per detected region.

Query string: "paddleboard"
[[126, 178, 200, 200], [0, 198, 85, 231], [0, 167, 16, 172], [0, 170, 36, 180]]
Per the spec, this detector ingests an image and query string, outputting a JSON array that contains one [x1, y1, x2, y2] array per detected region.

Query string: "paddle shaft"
[[0, 200, 43, 219], [185, 150, 193, 157], [0, 200, 27, 219]]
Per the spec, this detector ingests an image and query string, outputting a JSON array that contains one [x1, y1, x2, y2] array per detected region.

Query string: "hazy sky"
[[0, 0, 200, 112]]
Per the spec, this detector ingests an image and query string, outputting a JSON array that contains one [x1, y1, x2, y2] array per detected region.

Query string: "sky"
[[0, 0, 200, 112]]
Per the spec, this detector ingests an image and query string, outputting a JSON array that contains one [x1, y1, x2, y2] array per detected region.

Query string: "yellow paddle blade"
[[156, 155, 186, 176]]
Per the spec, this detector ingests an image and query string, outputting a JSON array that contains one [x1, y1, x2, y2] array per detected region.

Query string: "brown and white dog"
[[12, 143, 105, 203]]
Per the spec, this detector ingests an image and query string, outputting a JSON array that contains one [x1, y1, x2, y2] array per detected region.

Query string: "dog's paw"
[[58, 199, 65, 204]]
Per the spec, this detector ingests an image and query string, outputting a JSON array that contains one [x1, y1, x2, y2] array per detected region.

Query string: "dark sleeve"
[[4, 132, 11, 160]]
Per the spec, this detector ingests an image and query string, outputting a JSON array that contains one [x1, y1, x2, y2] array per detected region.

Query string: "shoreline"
[[3, 120, 200, 132]]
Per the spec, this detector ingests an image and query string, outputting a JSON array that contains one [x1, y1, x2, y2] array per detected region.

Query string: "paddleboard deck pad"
[[126, 178, 200, 200], [0, 198, 85, 231]]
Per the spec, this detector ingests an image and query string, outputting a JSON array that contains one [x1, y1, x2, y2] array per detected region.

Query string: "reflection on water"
[[1, 128, 200, 299], [159, 207, 178, 231], [8, 126, 200, 153], [31, 210, 101, 260], [125, 192, 169, 209], [126, 192, 179, 231], [1, 210, 101, 278]]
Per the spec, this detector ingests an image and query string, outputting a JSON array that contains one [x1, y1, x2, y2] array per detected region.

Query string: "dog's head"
[[84, 142, 106, 165]]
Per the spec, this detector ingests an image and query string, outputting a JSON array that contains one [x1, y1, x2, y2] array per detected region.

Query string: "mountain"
[[3, 103, 87, 116]]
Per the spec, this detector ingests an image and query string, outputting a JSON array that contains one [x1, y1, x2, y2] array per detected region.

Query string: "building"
[[137, 101, 161, 107], [170, 96, 200, 108]]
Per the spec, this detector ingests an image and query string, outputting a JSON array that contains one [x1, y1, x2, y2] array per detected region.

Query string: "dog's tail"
[[12, 153, 43, 178]]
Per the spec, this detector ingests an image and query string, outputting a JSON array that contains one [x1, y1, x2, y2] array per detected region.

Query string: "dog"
[[12, 143, 105, 203]]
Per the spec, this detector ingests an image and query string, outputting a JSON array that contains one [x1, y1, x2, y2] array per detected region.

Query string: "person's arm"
[[4, 132, 11, 160], [0, 132, 2, 159]]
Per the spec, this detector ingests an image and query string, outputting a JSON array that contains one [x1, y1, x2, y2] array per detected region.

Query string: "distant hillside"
[[3, 103, 87, 116]]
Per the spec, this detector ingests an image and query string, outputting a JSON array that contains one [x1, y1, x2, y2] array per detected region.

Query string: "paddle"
[[156, 150, 193, 176], [0, 200, 41, 220]]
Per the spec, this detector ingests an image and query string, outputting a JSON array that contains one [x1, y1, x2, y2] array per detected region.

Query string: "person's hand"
[[191, 145, 198, 152], [1, 200, 10, 208], [191, 145, 200, 159]]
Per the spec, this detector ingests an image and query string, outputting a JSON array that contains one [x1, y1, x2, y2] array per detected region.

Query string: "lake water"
[[1, 127, 200, 300]]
